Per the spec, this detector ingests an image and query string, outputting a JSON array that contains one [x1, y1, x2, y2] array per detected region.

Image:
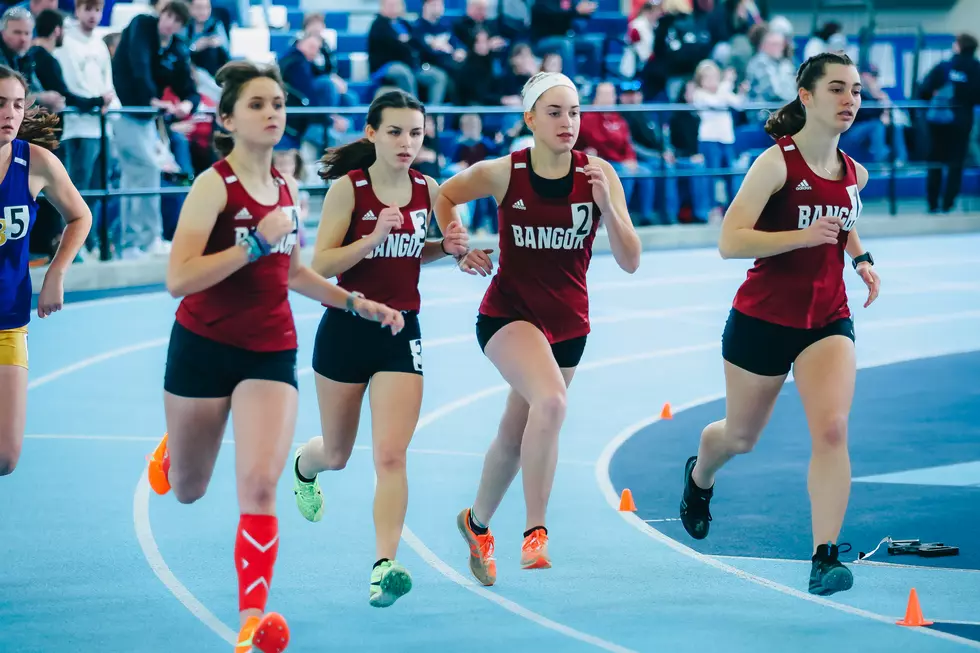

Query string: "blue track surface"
[[4, 233, 980, 652]]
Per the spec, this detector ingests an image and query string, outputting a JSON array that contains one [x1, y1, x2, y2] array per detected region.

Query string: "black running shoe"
[[809, 542, 854, 596], [679, 455, 713, 540]]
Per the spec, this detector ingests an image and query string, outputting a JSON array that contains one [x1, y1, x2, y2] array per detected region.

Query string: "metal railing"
[[57, 99, 976, 261]]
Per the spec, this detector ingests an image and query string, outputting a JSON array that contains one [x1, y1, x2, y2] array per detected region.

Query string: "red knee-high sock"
[[235, 514, 280, 614]]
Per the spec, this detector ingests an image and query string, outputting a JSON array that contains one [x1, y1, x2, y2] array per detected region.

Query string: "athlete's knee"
[[724, 427, 762, 455], [529, 388, 567, 426], [0, 440, 22, 476], [373, 441, 408, 475], [172, 475, 209, 504], [238, 470, 278, 511], [321, 449, 350, 471], [812, 414, 848, 450]]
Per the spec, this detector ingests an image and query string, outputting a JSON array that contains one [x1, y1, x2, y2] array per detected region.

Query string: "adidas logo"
[[234, 208, 251, 220], [362, 210, 377, 221], [796, 179, 812, 191], [512, 199, 526, 210]]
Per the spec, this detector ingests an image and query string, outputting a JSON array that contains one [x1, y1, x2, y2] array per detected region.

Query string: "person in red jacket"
[[576, 81, 655, 224]]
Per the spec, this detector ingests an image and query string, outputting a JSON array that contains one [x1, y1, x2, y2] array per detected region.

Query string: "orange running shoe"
[[456, 508, 496, 586], [147, 433, 171, 496], [520, 528, 551, 570], [236, 613, 289, 653]]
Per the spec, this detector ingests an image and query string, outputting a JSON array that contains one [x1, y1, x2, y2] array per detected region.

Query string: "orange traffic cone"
[[660, 403, 673, 420], [896, 588, 933, 627], [619, 488, 637, 511]]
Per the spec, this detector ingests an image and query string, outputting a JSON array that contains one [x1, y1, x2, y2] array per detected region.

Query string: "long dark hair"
[[318, 90, 424, 181], [0, 66, 60, 151], [764, 51, 855, 140], [212, 61, 286, 158]]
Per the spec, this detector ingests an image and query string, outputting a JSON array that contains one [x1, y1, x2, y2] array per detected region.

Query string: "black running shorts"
[[721, 308, 855, 377], [164, 321, 299, 398], [312, 307, 423, 384], [475, 314, 588, 369]]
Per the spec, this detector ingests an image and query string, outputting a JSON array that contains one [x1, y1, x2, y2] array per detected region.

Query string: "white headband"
[[522, 73, 577, 112]]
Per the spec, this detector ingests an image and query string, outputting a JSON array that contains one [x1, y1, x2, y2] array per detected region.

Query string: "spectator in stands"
[[691, 59, 743, 212], [493, 42, 537, 133], [577, 81, 656, 225], [413, 0, 464, 100], [302, 12, 357, 107], [15, 0, 58, 20], [0, 7, 63, 111], [455, 29, 499, 106], [186, 0, 230, 78], [744, 24, 795, 104], [368, 0, 447, 105], [541, 52, 562, 73], [919, 32, 980, 213], [492, 0, 532, 42], [452, 0, 508, 55], [802, 21, 846, 62], [839, 64, 907, 166], [53, 0, 119, 246], [112, 0, 197, 259], [103, 31, 120, 57], [714, 0, 766, 81], [621, 0, 660, 80], [666, 80, 711, 222], [646, 0, 714, 101], [529, 0, 598, 80], [32, 9, 110, 116], [279, 29, 350, 149], [447, 113, 499, 233]]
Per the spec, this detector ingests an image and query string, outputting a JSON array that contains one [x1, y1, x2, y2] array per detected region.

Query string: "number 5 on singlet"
[[0, 205, 29, 246], [570, 203, 594, 237]]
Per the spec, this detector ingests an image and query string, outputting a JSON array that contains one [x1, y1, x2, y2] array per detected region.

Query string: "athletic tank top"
[[0, 140, 38, 331], [175, 159, 300, 351], [732, 135, 864, 329], [479, 148, 600, 343], [336, 167, 430, 312]]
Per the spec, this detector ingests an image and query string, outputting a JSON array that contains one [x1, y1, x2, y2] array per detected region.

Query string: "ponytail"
[[764, 96, 806, 140], [17, 105, 61, 151], [213, 131, 234, 158], [318, 138, 376, 181]]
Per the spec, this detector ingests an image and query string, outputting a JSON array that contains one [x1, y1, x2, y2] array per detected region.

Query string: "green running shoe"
[[292, 446, 324, 523], [369, 560, 412, 608]]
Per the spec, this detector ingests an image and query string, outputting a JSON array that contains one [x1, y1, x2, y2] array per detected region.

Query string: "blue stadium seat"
[[323, 12, 349, 31], [337, 32, 368, 53]]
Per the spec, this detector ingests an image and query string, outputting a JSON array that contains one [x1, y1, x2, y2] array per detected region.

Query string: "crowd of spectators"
[[7, 0, 979, 261]]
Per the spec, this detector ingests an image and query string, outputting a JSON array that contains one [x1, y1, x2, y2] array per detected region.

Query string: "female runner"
[[144, 62, 404, 652], [678, 52, 882, 597], [292, 89, 469, 608], [0, 65, 91, 477], [434, 72, 642, 584]]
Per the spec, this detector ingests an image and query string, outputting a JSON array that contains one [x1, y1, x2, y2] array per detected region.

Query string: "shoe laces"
[[522, 530, 547, 553], [682, 491, 712, 522], [476, 532, 496, 562]]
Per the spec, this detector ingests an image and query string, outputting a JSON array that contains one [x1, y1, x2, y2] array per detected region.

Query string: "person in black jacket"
[[111, 0, 197, 258], [918, 32, 980, 213], [30, 9, 110, 116], [367, 0, 447, 104]]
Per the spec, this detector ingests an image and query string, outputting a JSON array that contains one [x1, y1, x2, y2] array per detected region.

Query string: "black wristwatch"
[[346, 291, 365, 312], [852, 252, 874, 269]]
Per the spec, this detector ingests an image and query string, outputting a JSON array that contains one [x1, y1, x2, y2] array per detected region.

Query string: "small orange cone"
[[660, 403, 673, 420], [896, 588, 933, 627], [619, 488, 637, 511]]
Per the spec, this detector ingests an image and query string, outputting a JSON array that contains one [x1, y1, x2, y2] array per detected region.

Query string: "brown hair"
[[318, 89, 424, 181], [955, 33, 978, 57], [764, 51, 855, 140], [212, 60, 285, 158], [161, 0, 191, 25], [76, 0, 105, 10], [0, 66, 60, 150]]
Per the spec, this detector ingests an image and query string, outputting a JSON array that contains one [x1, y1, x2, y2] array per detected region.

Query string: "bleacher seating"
[[98, 0, 979, 206]]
